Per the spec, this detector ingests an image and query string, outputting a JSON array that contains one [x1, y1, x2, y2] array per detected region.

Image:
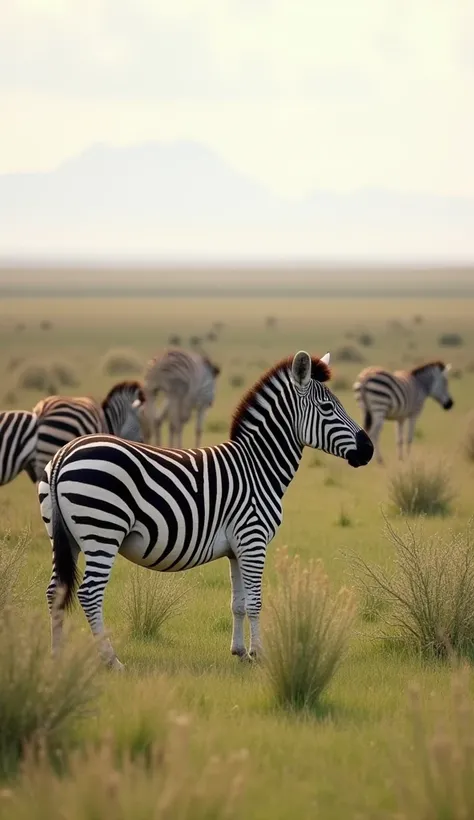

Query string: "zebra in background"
[[142, 348, 221, 448], [38, 350, 373, 670], [353, 361, 454, 464], [0, 410, 38, 485], [33, 380, 145, 479]]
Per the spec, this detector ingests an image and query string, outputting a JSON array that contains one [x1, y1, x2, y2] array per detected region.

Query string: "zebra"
[[0, 410, 38, 485], [353, 360, 454, 464], [38, 350, 374, 670], [32, 380, 145, 480], [142, 348, 221, 448]]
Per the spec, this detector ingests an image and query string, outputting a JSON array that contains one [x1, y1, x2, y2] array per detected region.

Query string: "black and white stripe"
[[353, 361, 454, 464], [33, 381, 145, 479], [38, 351, 373, 669], [142, 348, 221, 448], [0, 410, 38, 485]]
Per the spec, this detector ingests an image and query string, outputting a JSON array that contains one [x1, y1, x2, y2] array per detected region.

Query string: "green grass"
[[1, 292, 474, 816]]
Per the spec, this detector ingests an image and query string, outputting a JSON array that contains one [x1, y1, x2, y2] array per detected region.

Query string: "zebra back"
[[0, 410, 38, 485], [33, 395, 105, 478], [144, 348, 220, 410]]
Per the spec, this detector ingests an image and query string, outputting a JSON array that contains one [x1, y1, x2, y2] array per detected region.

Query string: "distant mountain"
[[1, 140, 473, 260]]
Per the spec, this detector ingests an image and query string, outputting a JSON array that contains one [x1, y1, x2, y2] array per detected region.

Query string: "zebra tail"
[[50, 454, 80, 611]]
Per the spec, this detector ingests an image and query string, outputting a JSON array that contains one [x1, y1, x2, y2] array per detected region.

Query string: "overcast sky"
[[2, 0, 473, 199]]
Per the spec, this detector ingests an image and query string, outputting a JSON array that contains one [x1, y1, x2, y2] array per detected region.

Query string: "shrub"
[[357, 333, 374, 347], [333, 346, 365, 364], [125, 566, 190, 641], [0, 716, 248, 820], [350, 517, 474, 659], [16, 364, 55, 393], [438, 332, 464, 347], [393, 668, 474, 819], [189, 336, 202, 347], [0, 610, 99, 778], [331, 376, 350, 391], [168, 334, 181, 345], [337, 507, 352, 527], [3, 390, 17, 406], [51, 362, 79, 387], [39, 320, 52, 331], [206, 330, 218, 342], [413, 314, 423, 324], [389, 460, 453, 517], [229, 374, 244, 388], [6, 356, 24, 373], [263, 547, 356, 711], [265, 316, 277, 328], [101, 348, 142, 377]]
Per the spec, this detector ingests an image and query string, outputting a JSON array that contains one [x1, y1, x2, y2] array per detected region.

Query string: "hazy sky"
[[2, 0, 473, 198]]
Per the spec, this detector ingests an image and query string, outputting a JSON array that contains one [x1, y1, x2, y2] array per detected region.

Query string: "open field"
[[1, 289, 474, 817]]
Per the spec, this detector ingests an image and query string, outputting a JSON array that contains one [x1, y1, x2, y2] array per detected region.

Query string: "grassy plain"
[[1, 285, 474, 817]]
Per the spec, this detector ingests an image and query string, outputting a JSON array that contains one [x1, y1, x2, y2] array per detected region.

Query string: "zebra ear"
[[132, 398, 144, 409], [320, 352, 330, 366], [444, 363, 452, 374], [291, 351, 312, 387]]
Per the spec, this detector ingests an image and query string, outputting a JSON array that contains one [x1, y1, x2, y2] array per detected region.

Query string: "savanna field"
[[1, 283, 474, 818]]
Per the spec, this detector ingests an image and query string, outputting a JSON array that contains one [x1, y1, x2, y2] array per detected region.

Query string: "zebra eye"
[[320, 401, 334, 412]]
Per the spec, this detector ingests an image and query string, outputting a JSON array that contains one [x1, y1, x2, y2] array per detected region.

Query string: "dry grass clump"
[[263, 547, 356, 711], [438, 332, 464, 347], [229, 374, 244, 388], [6, 356, 24, 373], [0, 716, 248, 820], [331, 376, 350, 391], [393, 668, 474, 819], [357, 332, 374, 347], [125, 567, 190, 641], [101, 348, 142, 377], [389, 460, 454, 517], [39, 320, 52, 331], [206, 419, 228, 434], [333, 345, 365, 364], [0, 609, 100, 778], [3, 390, 17, 406], [351, 518, 474, 659], [50, 361, 79, 387]]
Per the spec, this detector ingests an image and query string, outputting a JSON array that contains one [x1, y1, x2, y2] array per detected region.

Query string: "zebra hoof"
[[231, 647, 248, 659], [105, 657, 125, 672]]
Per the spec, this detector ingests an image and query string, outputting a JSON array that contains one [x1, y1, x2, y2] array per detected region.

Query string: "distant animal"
[[33, 381, 145, 479], [142, 348, 221, 448], [38, 350, 374, 670], [353, 361, 454, 464], [0, 410, 38, 485]]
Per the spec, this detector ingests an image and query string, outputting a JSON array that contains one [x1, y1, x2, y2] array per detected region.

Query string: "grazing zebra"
[[353, 361, 454, 464], [33, 381, 145, 479], [38, 351, 373, 670], [0, 410, 38, 485], [142, 348, 221, 448]]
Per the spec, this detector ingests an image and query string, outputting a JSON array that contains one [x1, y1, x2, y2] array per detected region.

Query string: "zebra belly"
[[119, 526, 233, 571]]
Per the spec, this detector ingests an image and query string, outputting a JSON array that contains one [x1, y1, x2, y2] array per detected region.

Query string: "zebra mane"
[[230, 355, 331, 440], [101, 381, 145, 409], [410, 361, 445, 376]]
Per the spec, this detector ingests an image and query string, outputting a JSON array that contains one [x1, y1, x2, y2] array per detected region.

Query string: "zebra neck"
[[234, 417, 303, 497], [103, 404, 122, 434], [412, 369, 434, 396]]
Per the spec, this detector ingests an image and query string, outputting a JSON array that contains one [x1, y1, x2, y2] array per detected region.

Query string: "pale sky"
[[2, 0, 474, 198]]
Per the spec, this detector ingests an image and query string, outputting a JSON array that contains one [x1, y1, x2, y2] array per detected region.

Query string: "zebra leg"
[[367, 416, 385, 465], [406, 416, 417, 458], [195, 405, 206, 449], [77, 547, 124, 671], [228, 557, 247, 658], [238, 547, 266, 661], [396, 420, 405, 460]]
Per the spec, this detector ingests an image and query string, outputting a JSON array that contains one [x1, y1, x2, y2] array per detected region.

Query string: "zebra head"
[[413, 361, 454, 410], [429, 362, 454, 410], [102, 381, 146, 442], [291, 351, 374, 467]]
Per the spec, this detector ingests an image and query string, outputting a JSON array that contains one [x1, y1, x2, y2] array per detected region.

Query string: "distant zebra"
[[142, 348, 221, 448], [0, 411, 38, 485], [38, 351, 373, 669], [353, 361, 454, 464], [33, 381, 145, 479]]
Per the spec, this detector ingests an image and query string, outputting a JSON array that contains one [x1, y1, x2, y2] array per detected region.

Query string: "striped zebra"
[[142, 348, 221, 448], [38, 351, 373, 670], [0, 410, 38, 485], [353, 361, 454, 464], [33, 381, 145, 479]]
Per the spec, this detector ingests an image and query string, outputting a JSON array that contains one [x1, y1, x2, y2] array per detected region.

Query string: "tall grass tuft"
[[0, 715, 248, 820], [463, 414, 474, 462], [125, 566, 190, 641], [0, 609, 100, 779], [263, 547, 356, 711], [0, 530, 37, 614], [351, 517, 474, 659], [389, 460, 454, 516], [101, 348, 142, 376], [393, 667, 474, 819]]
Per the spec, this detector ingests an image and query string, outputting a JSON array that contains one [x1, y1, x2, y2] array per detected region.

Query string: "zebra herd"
[[0, 346, 455, 668]]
